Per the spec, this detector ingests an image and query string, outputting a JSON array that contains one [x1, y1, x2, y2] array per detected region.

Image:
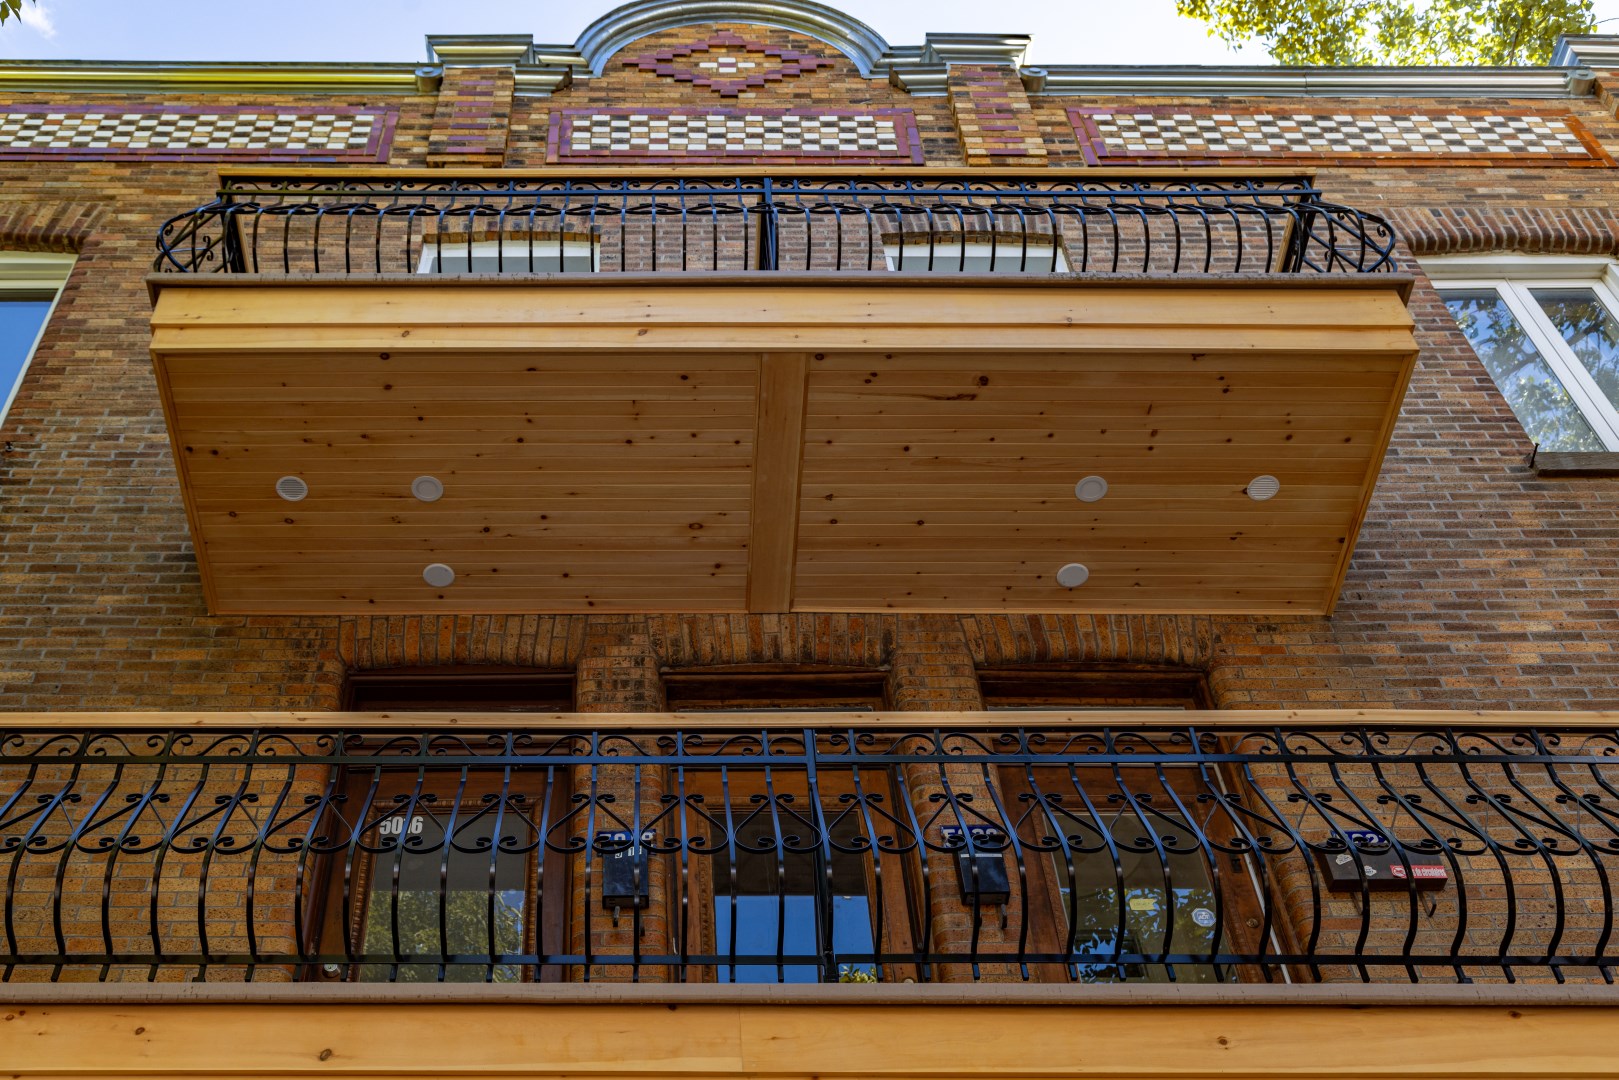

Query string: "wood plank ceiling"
[[149, 278, 1418, 615]]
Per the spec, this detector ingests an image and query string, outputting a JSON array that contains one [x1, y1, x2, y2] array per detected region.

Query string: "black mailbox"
[[942, 824, 1011, 906], [1314, 829, 1448, 892], [598, 829, 653, 910]]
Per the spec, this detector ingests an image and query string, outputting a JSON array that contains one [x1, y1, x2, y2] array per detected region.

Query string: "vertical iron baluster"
[[482, 763, 506, 983], [720, 763, 738, 982], [147, 754, 210, 982], [438, 766, 470, 983], [847, 746, 884, 980]]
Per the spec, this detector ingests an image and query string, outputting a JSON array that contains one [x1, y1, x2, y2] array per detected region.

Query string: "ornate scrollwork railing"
[[154, 175, 1398, 277], [1, 721, 1608, 984]]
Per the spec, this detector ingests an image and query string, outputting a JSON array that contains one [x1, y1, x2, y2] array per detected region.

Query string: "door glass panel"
[[1050, 811, 1232, 984], [1440, 289, 1605, 451], [712, 807, 875, 983], [1529, 287, 1619, 409], [358, 806, 530, 982]]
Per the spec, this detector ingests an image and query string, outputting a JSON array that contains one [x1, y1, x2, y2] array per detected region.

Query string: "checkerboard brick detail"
[[426, 67, 515, 167], [1069, 106, 1614, 165], [0, 104, 395, 160], [948, 66, 1046, 166], [620, 31, 836, 97], [546, 107, 923, 163]]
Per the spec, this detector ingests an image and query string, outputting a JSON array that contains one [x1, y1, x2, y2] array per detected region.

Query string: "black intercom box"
[[942, 824, 1011, 905], [598, 829, 653, 909]]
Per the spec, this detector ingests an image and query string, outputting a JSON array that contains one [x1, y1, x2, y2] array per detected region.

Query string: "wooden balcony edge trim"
[[0, 982, 1613, 1007], [146, 270, 1416, 297], [0, 709, 1612, 729]]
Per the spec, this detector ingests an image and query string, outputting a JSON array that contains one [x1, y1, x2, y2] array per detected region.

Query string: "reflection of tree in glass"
[[360, 889, 525, 983], [1531, 289, 1619, 409], [1441, 291, 1604, 451], [1069, 885, 1224, 983]]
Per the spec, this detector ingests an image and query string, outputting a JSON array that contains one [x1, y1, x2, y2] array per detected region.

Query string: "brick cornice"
[[1386, 204, 1619, 258]]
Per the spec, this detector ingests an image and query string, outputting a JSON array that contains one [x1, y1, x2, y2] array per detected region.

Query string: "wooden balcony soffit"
[[147, 274, 1418, 616]]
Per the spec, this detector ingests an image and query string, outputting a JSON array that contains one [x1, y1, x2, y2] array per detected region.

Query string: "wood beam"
[[0, 709, 1614, 730], [747, 352, 809, 612], [1, 1000, 1616, 1077]]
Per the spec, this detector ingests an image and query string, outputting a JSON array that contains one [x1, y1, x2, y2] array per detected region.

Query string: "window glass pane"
[[886, 244, 1064, 272], [422, 248, 594, 273], [0, 298, 52, 420], [1050, 811, 1232, 984], [1529, 287, 1619, 409], [359, 806, 530, 982], [1440, 289, 1605, 452], [711, 809, 874, 983]]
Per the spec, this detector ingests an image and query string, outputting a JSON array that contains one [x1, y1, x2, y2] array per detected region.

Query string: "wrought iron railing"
[[1, 720, 1609, 985], [153, 176, 1398, 277]]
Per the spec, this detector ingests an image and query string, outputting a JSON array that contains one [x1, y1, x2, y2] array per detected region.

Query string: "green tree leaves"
[[1176, 0, 1596, 65]]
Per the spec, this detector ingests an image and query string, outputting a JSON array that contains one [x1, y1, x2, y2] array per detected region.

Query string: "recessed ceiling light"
[[1074, 475, 1108, 502], [275, 476, 308, 502], [423, 563, 455, 588], [1247, 475, 1281, 501], [1056, 563, 1090, 588], [412, 475, 445, 502]]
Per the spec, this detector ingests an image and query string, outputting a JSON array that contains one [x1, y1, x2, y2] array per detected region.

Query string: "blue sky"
[[6, 0, 1616, 66]]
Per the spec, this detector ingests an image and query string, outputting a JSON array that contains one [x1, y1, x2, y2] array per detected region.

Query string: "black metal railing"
[[1, 721, 1609, 985], [153, 176, 1398, 278]]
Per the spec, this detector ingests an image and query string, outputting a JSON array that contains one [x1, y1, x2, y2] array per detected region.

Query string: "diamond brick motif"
[[621, 32, 834, 96]]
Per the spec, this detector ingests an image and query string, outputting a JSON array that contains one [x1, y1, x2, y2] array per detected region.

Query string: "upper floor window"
[[416, 237, 598, 274], [0, 252, 74, 429], [1427, 256, 1619, 452], [883, 237, 1067, 273]]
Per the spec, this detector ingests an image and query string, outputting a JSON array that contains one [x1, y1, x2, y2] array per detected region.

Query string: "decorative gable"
[[620, 31, 835, 96]]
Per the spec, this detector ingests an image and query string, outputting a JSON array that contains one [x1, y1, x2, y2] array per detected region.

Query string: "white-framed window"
[[416, 239, 598, 274], [883, 239, 1067, 273], [0, 252, 74, 430], [1425, 254, 1619, 452]]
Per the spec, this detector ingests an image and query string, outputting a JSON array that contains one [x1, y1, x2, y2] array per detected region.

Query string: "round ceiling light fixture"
[[411, 475, 445, 502], [1246, 474, 1281, 501], [1056, 562, 1090, 588], [1074, 475, 1108, 503], [275, 476, 308, 502], [422, 563, 456, 588]]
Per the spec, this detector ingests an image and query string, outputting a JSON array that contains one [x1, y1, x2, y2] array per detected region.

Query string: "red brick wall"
[[0, 40, 1617, 715]]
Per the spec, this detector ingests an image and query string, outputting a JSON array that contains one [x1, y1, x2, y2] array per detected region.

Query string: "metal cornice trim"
[[512, 66, 575, 97], [921, 32, 1030, 67], [571, 0, 892, 76], [1553, 34, 1619, 69], [425, 34, 537, 66], [1031, 65, 1587, 98], [0, 61, 427, 95]]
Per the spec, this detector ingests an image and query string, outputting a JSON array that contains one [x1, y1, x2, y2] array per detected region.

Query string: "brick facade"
[[2, 11, 1619, 994]]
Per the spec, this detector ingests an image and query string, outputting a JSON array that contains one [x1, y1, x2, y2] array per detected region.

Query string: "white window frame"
[[1425, 254, 1619, 451], [0, 252, 74, 429], [883, 240, 1068, 273], [415, 239, 599, 274]]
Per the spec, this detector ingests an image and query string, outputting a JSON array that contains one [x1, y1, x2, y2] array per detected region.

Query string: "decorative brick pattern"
[[546, 107, 923, 163], [1069, 106, 1613, 165], [0, 104, 395, 160], [947, 66, 1046, 166], [620, 31, 835, 96], [426, 67, 515, 167]]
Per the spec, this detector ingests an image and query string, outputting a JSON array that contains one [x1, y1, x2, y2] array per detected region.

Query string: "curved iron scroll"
[[154, 176, 1398, 277], [1, 722, 1608, 984]]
